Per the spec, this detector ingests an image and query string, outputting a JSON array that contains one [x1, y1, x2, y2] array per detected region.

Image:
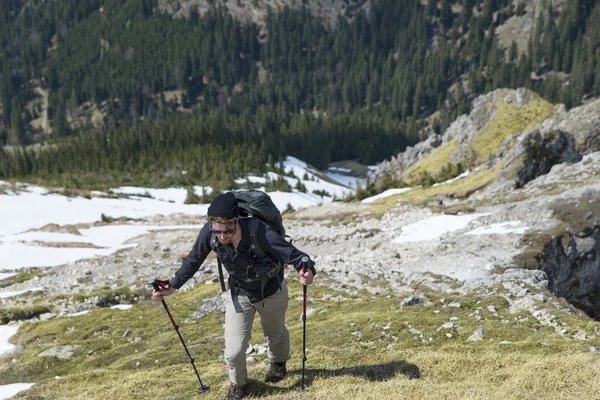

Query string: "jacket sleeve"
[[169, 223, 213, 289], [258, 222, 316, 276]]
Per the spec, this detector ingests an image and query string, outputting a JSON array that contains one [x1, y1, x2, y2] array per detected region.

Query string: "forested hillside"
[[1, 0, 599, 188]]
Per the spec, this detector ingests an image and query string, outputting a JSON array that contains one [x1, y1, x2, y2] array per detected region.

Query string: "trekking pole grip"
[[149, 278, 170, 292]]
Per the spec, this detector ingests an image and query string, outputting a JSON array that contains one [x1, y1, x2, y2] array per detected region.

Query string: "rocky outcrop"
[[487, 97, 600, 193], [157, 0, 371, 25], [375, 88, 600, 198], [496, 128, 582, 190], [541, 98, 600, 155], [375, 134, 442, 181], [529, 190, 600, 318], [373, 88, 550, 184], [540, 226, 600, 318]]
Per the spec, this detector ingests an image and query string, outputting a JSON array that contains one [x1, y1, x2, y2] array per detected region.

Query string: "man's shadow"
[[246, 360, 420, 397]]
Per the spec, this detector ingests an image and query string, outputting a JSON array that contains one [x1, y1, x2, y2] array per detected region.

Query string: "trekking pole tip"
[[197, 385, 210, 394]]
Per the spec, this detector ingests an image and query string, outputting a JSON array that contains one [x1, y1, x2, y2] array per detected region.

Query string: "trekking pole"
[[149, 279, 210, 394], [300, 256, 309, 390]]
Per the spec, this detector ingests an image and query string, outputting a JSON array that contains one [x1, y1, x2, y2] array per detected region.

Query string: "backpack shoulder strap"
[[210, 232, 219, 251], [210, 233, 226, 292], [249, 218, 266, 258]]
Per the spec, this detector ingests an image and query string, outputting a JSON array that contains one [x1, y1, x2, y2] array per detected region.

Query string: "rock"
[[95, 296, 114, 307], [533, 293, 548, 303], [401, 295, 426, 308], [441, 322, 454, 329], [123, 330, 131, 337], [467, 327, 485, 342], [38, 345, 82, 360], [192, 295, 226, 319], [572, 330, 587, 341], [39, 313, 55, 321], [255, 344, 268, 355]]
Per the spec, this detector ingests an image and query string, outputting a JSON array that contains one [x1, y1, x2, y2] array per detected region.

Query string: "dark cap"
[[207, 192, 239, 219]]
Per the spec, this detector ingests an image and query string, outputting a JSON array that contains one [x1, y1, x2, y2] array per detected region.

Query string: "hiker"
[[152, 191, 316, 400]]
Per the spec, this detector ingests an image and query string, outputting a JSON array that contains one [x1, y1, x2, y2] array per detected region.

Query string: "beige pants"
[[224, 279, 291, 387]]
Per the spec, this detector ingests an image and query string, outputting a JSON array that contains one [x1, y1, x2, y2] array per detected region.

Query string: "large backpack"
[[232, 189, 286, 238], [210, 189, 288, 293]]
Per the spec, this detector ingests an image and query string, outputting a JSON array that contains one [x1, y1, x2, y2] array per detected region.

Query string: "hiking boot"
[[265, 361, 287, 382], [226, 383, 244, 400]]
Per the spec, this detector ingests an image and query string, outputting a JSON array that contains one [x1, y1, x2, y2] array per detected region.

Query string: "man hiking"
[[152, 191, 316, 400]]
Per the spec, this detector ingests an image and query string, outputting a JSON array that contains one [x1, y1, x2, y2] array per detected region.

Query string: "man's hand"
[[299, 269, 313, 286], [152, 285, 176, 300]]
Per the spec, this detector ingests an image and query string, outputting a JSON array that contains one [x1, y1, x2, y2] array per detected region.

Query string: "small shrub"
[[0, 304, 51, 324], [295, 180, 307, 193], [312, 189, 330, 197], [283, 203, 295, 214], [101, 213, 114, 223], [184, 186, 201, 204]]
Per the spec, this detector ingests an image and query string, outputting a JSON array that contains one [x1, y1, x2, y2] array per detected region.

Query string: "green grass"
[[403, 140, 460, 185], [0, 304, 52, 325], [471, 96, 554, 165], [368, 167, 499, 217], [2, 278, 600, 399], [0, 268, 46, 289]]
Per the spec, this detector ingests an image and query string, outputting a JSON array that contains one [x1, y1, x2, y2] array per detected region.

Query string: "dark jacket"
[[170, 218, 316, 303]]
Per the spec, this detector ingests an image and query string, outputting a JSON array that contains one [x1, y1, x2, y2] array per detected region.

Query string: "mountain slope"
[[1, 0, 599, 161], [2, 149, 600, 399], [374, 87, 599, 196]]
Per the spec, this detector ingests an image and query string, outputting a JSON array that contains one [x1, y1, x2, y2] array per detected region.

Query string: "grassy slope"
[[368, 166, 499, 218], [2, 275, 600, 400], [402, 91, 555, 185], [470, 96, 555, 164]]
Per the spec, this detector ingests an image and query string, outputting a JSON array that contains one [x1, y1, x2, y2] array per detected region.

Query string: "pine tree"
[[8, 101, 25, 146], [440, 0, 453, 28]]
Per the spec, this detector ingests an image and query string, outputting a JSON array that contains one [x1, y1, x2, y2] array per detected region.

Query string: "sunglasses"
[[210, 219, 238, 235]]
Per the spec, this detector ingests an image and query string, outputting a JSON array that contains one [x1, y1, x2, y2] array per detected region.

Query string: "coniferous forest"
[[0, 0, 599, 188]]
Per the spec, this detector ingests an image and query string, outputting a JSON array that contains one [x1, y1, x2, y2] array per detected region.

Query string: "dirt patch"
[[31, 241, 104, 249], [35, 223, 82, 235]]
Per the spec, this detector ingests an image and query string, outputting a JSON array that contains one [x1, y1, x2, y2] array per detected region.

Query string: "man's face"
[[210, 220, 237, 244]]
